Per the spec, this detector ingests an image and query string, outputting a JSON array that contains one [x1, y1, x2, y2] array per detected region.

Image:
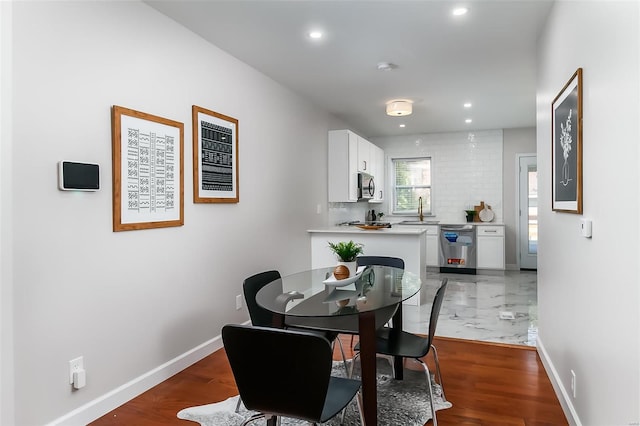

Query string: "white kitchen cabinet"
[[425, 225, 439, 267], [357, 135, 371, 173], [328, 130, 359, 202], [476, 225, 505, 270], [369, 144, 385, 203], [328, 130, 383, 203]]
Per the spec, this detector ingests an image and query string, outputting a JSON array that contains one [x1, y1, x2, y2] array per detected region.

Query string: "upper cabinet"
[[328, 130, 384, 203], [357, 136, 371, 173], [328, 130, 359, 202], [369, 144, 384, 203]]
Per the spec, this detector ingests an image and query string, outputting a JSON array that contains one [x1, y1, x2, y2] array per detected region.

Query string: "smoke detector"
[[377, 62, 398, 71]]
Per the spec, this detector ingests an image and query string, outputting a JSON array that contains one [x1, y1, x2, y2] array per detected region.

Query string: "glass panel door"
[[519, 156, 537, 269]]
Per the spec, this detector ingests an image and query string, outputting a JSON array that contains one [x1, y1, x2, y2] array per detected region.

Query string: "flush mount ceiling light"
[[308, 31, 323, 39], [463, 102, 472, 108], [386, 99, 413, 116]]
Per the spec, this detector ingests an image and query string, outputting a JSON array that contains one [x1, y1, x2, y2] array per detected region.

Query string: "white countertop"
[[388, 221, 504, 225], [435, 222, 504, 226], [307, 226, 427, 235]]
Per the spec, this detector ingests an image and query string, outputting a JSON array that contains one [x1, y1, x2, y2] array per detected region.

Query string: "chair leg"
[[240, 412, 265, 426], [415, 358, 438, 426], [355, 390, 365, 426], [335, 335, 349, 375], [379, 354, 396, 378], [348, 351, 360, 378], [431, 344, 446, 402]]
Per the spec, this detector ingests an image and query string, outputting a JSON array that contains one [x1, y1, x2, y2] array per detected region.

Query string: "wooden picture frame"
[[552, 68, 583, 214], [192, 105, 239, 203], [111, 106, 184, 231]]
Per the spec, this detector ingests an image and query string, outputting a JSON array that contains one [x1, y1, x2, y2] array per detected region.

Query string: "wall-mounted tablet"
[[58, 161, 100, 191]]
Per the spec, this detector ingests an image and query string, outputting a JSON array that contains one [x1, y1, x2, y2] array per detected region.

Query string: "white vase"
[[337, 261, 358, 278]]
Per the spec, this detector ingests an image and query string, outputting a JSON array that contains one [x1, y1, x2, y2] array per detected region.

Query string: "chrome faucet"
[[418, 196, 424, 222]]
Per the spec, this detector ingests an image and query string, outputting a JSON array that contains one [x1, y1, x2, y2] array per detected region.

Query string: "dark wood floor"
[[90, 335, 568, 425]]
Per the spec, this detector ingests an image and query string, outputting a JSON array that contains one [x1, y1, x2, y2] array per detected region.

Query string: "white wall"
[[536, 1, 639, 424], [6, 1, 336, 424], [370, 130, 503, 224], [0, 1, 15, 424], [503, 127, 536, 268]]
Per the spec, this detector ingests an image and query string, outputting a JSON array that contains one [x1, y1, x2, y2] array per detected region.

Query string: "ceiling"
[[146, 0, 554, 138]]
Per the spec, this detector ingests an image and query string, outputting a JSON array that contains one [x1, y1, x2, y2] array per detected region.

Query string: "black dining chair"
[[242, 270, 348, 364], [222, 324, 364, 426], [351, 278, 449, 426], [356, 255, 405, 270], [350, 256, 405, 348]]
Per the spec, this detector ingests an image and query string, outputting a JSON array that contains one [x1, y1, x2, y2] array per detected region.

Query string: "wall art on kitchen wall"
[[111, 105, 184, 231], [192, 105, 239, 203], [552, 68, 583, 214]]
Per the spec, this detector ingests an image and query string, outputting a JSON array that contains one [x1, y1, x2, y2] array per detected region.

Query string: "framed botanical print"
[[552, 68, 583, 214]]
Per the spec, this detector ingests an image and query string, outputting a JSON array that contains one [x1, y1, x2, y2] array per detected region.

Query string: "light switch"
[[580, 219, 592, 238]]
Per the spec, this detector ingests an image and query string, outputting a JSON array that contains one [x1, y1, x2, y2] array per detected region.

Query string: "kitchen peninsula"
[[308, 226, 427, 305]]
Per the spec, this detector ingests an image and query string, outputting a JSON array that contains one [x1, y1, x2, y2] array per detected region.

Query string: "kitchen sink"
[[398, 220, 440, 225]]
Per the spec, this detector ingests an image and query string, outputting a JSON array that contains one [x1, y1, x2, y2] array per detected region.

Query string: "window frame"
[[391, 156, 433, 216]]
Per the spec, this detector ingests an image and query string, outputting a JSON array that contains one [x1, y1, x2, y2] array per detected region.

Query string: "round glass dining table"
[[256, 265, 422, 426]]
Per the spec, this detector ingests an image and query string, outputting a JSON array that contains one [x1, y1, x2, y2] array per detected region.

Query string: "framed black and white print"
[[192, 105, 239, 203], [111, 106, 184, 232], [552, 68, 583, 214]]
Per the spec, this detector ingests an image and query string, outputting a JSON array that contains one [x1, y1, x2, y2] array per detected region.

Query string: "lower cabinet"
[[476, 225, 505, 270], [425, 226, 439, 267]]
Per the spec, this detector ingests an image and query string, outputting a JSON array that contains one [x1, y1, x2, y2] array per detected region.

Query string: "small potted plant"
[[328, 240, 364, 279], [464, 209, 477, 223]]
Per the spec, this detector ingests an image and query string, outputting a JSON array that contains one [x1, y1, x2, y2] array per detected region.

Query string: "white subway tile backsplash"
[[373, 129, 503, 224]]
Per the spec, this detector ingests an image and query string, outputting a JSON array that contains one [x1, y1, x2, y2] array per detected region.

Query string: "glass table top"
[[256, 265, 421, 318]]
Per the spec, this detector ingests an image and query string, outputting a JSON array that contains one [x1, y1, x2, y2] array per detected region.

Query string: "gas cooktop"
[[343, 221, 392, 228]]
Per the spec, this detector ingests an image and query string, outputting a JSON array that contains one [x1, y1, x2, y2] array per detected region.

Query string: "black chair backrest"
[[222, 324, 332, 422], [356, 255, 405, 269], [243, 270, 281, 327], [427, 278, 448, 347]]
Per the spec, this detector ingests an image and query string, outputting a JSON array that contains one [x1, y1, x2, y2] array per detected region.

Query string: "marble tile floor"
[[402, 270, 538, 347]]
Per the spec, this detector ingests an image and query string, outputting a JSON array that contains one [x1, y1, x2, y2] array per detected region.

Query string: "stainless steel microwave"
[[358, 172, 375, 200]]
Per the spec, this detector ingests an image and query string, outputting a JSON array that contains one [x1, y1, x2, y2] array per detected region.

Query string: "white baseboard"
[[537, 337, 581, 426], [46, 334, 227, 426]]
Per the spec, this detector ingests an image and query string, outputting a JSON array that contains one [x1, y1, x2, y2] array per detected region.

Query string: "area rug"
[[177, 359, 452, 426]]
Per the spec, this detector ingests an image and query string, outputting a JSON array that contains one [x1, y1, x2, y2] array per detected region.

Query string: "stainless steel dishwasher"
[[439, 225, 476, 274]]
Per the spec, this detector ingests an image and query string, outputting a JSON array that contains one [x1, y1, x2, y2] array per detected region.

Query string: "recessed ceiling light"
[[308, 31, 323, 39], [465, 118, 473, 123], [399, 124, 406, 128], [452, 7, 468, 16], [463, 102, 472, 108]]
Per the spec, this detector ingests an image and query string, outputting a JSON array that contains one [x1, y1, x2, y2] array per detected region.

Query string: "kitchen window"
[[392, 157, 432, 215]]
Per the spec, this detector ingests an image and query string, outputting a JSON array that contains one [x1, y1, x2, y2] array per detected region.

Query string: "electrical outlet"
[[69, 356, 84, 385], [570, 370, 576, 398], [235, 294, 243, 310]]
